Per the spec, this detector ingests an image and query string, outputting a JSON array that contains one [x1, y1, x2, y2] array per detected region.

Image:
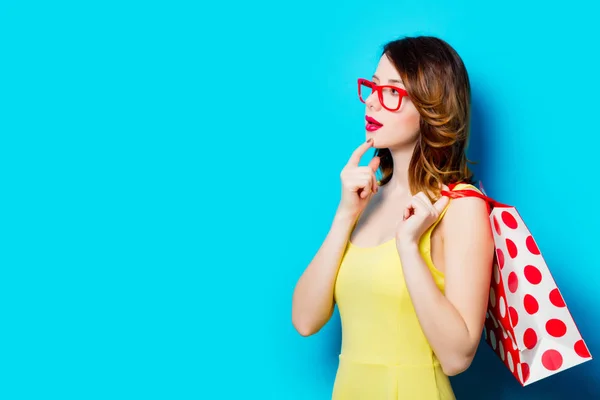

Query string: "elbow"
[[292, 318, 319, 337], [295, 325, 317, 337], [441, 353, 475, 377], [440, 335, 479, 376], [441, 358, 471, 377], [291, 312, 321, 337], [292, 303, 332, 337]]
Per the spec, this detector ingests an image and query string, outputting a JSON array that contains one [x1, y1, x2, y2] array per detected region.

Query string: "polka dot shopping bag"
[[442, 182, 593, 386]]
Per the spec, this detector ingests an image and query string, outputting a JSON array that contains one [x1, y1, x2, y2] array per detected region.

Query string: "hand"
[[395, 185, 450, 247], [338, 139, 380, 218]]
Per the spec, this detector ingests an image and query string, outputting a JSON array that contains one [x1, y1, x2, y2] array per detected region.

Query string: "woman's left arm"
[[396, 193, 495, 376]]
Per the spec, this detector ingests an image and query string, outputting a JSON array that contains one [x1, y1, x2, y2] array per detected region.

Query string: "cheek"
[[404, 110, 421, 131], [388, 109, 420, 136]]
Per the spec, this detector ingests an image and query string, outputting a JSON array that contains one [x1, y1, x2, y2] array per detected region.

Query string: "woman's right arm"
[[291, 139, 380, 336], [291, 208, 358, 336]]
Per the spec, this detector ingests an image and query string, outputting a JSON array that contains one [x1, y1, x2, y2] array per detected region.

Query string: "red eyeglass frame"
[[357, 78, 409, 112]]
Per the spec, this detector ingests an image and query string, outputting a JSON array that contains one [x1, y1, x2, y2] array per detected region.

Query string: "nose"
[[365, 91, 381, 111]]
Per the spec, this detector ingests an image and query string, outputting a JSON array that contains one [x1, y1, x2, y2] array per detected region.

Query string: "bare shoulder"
[[441, 184, 491, 239]]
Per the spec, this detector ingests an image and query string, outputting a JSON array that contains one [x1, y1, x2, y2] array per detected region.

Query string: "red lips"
[[365, 115, 383, 132], [366, 116, 383, 126]]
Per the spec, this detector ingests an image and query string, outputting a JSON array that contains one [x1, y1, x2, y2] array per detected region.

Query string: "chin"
[[366, 134, 384, 148], [366, 132, 379, 142]]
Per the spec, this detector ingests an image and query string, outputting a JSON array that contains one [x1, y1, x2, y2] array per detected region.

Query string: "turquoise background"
[[1, 0, 598, 399]]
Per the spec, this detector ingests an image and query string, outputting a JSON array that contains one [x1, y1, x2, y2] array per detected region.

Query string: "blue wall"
[[1, 0, 598, 399]]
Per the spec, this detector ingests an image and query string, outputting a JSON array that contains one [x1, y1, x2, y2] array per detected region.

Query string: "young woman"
[[291, 36, 495, 399]]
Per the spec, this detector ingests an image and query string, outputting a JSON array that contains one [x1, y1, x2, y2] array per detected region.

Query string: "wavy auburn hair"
[[375, 36, 475, 200]]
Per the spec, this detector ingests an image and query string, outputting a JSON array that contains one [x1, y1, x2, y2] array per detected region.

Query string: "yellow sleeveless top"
[[332, 183, 476, 400]]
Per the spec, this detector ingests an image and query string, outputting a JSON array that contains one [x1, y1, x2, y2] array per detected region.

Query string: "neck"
[[384, 142, 417, 194]]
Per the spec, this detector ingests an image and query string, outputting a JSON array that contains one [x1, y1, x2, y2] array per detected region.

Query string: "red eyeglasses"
[[357, 78, 409, 112]]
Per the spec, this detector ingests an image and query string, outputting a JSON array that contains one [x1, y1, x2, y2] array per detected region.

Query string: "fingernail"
[[367, 138, 373, 143]]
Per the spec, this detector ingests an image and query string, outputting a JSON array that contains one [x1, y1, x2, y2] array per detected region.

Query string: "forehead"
[[373, 55, 402, 81]]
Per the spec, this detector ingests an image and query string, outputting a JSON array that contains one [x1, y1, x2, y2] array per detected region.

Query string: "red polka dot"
[[523, 328, 538, 349], [501, 211, 518, 229], [497, 249, 505, 269], [542, 349, 563, 371], [508, 272, 518, 293], [526, 235, 540, 255], [574, 340, 591, 358], [521, 363, 530, 383], [506, 239, 518, 258], [524, 294, 539, 314], [549, 288, 565, 308], [509, 307, 519, 327], [546, 319, 567, 337], [524, 265, 542, 285], [493, 215, 501, 235]]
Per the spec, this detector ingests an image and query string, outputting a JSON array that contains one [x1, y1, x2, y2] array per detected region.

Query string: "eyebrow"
[[372, 75, 404, 85]]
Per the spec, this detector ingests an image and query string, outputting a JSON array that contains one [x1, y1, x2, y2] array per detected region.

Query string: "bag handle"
[[442, 182, 511, 210]]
